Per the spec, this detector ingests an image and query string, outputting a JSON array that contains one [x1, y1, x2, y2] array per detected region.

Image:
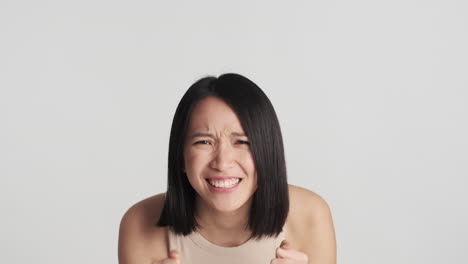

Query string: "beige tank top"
[[168, 227, 286, 264]]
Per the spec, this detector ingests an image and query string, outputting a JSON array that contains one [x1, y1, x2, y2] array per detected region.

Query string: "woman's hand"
[[271, 240, 309, 264], [152, 250, 181, 264]]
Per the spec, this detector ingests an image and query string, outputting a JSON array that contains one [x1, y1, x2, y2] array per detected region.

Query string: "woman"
[[118, 73, 336, 264]]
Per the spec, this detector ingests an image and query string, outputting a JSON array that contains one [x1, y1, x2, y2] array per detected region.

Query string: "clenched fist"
[[271, 240, 309, 264]]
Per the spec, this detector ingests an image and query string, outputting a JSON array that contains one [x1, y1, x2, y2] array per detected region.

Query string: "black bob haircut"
[[156, 73, 289, 240]]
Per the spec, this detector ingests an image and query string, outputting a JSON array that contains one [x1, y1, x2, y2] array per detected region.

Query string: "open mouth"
[[206, 178, 243, 189]]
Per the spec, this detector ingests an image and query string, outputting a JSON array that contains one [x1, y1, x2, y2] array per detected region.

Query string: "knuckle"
[[276, 247, 284, 256]]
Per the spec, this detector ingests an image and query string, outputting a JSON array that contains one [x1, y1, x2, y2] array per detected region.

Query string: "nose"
[[209, 143, 235, 171]]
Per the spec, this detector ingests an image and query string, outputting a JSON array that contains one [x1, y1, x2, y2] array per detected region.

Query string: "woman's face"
[[183, 96, 257, 213]]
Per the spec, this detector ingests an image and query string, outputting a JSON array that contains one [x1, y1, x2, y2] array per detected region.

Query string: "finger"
[[160, 250, 180, 264], [160, 259, 180, 264], [280, 239, 291, 249], [276, 240, 292, 259], [169, 250, 180, 259], [160, 256, 181, 264], [275, 246, 308, 261], [270, 258, 295, 264]]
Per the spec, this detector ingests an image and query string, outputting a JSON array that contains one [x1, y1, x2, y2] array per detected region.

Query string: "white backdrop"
[[1, 1, 467, 263]]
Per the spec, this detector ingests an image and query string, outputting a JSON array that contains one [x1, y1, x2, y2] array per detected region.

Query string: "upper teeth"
[[208, 178, 240, 188]]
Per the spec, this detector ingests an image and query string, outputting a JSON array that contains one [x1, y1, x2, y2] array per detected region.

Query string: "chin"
[[211, 197, 252, 212]]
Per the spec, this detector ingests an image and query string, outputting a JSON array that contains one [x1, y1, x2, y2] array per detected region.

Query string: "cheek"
[[184, 149, 208, 173], [240, 153, 257, 179], [184, 153, 195, 173], [247, 156, 258, 186], [244, 153, 256, 172], [184, 151, 203, 188]]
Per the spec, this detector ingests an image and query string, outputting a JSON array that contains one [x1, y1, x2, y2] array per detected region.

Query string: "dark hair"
[[156, 73, 289, 240]]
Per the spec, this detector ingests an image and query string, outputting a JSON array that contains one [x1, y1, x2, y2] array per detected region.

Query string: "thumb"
[[169, 250, 180, 259], [280, 239, 291, 249]]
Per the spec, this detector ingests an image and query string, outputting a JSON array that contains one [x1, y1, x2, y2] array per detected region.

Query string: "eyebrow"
[[190, 132, 247, 138]]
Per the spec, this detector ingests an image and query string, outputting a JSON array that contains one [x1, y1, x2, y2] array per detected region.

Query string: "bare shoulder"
[[288, 184, 331, 216], [286, 184, 330, 236], [286, 184, 337, 264], [118, 193, 169, 264]]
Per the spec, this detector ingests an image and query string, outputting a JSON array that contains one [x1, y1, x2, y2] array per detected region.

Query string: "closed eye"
[[194, 140, 212, 145], [236, 140, 250, 145]]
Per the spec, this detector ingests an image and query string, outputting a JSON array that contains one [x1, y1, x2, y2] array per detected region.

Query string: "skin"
[[183, 96, 258, 246], [118, 97, 337, 263]]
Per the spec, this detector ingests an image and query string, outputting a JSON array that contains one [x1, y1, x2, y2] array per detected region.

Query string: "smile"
[[206, 178, 243, 190], [207, 178, 241, 188]]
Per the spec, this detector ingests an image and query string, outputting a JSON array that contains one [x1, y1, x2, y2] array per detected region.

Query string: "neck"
[[194, 196, 253, 246]]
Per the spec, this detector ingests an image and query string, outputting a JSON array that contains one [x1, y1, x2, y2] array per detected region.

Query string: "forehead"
[[187, 96, 244, 132]]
